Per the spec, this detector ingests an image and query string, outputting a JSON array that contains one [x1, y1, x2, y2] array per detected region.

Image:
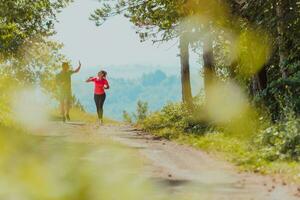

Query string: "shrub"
[[123, 100, 149, 124], [135, 100, 148, 122], [122, 110, 133, 124], [141, 101, 211, 135], [257, 115, 300, 161]]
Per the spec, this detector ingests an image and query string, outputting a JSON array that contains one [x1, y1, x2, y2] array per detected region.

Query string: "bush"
[[141, 102, 211, 135], [257, 116, 300, 161], [134, 100, 148, 122], [122, 110, 133, 124], [122, 100, 148, 124]]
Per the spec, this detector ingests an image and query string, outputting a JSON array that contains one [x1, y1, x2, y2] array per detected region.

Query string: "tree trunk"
[[203, 41, 215, 98], [276, 0, 289, 78], [179, 34, 193, 107], [250, 66, 268, 95]]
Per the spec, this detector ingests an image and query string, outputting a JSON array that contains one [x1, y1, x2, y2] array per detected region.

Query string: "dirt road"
[[38, 122, 300, 200]]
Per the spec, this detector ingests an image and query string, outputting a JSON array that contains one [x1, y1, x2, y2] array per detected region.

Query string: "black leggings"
[[94, 93, 106, 120]]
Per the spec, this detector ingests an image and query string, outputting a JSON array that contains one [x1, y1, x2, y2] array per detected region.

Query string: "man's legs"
[[60, 92, 72, 122], [60, 98, 66, 122], [65, 99, 71, 121], [64, 92, 72, 121]]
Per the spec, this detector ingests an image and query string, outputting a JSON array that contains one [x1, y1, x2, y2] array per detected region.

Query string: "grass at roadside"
[[50, 108, 118, 124], [144, 127, 300, 183]]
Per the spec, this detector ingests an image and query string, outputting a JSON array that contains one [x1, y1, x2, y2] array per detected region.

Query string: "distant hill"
[[73, 69, 203, 120]]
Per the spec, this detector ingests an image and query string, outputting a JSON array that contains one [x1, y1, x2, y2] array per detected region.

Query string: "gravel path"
[[98, 124, 300, 200], [37, 122, 300, 200]]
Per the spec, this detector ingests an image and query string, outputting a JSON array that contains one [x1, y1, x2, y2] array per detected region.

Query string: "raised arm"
[[73, 61, 81, 73], [86, 77, 94, 83]]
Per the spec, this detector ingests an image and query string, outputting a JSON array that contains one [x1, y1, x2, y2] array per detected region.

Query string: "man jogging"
[[56, 61, 81, 122]]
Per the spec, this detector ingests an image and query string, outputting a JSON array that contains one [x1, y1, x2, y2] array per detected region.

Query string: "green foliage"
[[1, 40, 66, 85], [123, 110, 133, 124], [230, 0, 300, 117], [0, 0, 72, 56], [234, 0, 300, 62], [255, 70, 300, 120], [141, 101, 210, 135], [121, 101, 148, 123], [91, 0, 184, 42], [134, 100, 149, 122], [257, 115, 300, 161]]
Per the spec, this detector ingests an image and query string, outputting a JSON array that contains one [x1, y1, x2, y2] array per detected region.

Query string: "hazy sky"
[[54, 0, 199, 77]]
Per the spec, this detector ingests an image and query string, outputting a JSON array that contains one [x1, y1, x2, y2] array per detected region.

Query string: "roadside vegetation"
[[129, 99, 300, 183]]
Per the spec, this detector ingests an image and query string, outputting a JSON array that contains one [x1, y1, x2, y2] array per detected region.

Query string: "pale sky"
[[54, 0, 200, 77]]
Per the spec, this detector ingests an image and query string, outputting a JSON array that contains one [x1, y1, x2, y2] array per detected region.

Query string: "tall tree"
[[202, 40, 215, 97], [0, 0, 71, 94], [179, 33, 193, 105], [226, 0, 300, 116], [275, 0, 289, 78]]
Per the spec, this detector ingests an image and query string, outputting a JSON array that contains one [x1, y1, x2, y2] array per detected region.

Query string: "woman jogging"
[[86, 70, 110, 125]]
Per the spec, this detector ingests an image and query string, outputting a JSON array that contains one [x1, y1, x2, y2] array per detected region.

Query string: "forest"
[[0, 0, 299, 199]]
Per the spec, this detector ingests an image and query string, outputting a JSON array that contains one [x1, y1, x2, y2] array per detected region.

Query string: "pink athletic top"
[[91, 77, 109, 95]]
